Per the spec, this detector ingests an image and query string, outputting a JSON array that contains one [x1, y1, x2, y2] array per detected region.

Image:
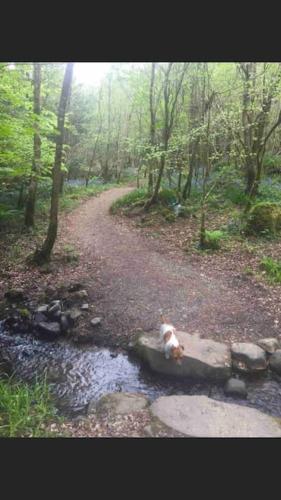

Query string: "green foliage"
[[0, 63, 61, 189], [263, 154, 281, 174], [224, 184, 250, 206], [257, 179, 281, 203], [203, 230, 228, 250], [157, 188, 178, 206], [260, 257, 281, 284], [0, 377, 60, 437]]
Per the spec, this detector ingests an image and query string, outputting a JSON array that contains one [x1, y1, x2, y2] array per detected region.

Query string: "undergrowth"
[[0, 376, 61, 437], [260, 256, 281, 284]]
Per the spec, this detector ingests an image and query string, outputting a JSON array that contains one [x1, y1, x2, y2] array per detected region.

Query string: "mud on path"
[[59, 187, 279, 346]]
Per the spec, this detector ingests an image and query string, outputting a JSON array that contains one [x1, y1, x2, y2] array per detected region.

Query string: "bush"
[[260, 257, 281, 284], [203, 230, 228, 250], [224, 183, 250, 205], [246, 202, 281, 236], [157, 188, 178, 206]]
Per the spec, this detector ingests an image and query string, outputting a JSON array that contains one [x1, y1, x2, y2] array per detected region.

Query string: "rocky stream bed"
[[1, 286, 281, 436]]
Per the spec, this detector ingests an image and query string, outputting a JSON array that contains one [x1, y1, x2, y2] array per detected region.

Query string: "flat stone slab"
[[150, 395, 281, 437], [88, 392, 149, 416], [133, 331, 231, 381], [231, 342, 267, 372]]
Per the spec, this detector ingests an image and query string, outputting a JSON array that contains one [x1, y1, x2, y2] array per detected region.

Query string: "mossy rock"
[[160, 207, 176, 223], [246, 202, 281, 236]]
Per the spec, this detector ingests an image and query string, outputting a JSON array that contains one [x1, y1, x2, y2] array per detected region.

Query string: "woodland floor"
[[47, 186, 281, 346], [1, 186, 281, 346], [2, 186, 281, 436]]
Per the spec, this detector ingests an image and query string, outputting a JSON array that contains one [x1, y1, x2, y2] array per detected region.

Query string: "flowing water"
[[1, 322, 281, 418]]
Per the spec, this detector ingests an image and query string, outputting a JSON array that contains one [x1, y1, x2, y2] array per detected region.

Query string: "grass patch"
[[110, 188, 148, 214], [260, 256, 281, 284], [0, 376, 61, 437]]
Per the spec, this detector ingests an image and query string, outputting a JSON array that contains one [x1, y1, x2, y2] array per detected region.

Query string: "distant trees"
[[2, 61, 281, 259], [24, 63, 42, 228], [238, 63, 281, 197]]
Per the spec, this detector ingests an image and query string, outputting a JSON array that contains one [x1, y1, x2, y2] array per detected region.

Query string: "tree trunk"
[[199, 203, 206, 249], [33, 63, 74, 263], [147, 149, 167, 206], [17, 183, 25, 209], [24, 63, 41, 228], [244, 159, 257, 195], [59, 172, 64, 194], [177, 167, 182, 191]]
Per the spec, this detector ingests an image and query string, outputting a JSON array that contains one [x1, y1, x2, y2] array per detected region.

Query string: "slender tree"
[[33, 63, 74, 263]]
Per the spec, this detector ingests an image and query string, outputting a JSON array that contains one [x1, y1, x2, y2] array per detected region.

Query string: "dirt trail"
[[62, 187, 277, 345]]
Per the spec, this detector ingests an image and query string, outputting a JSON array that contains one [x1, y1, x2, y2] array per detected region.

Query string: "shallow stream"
[[1, 323, 281, 419]]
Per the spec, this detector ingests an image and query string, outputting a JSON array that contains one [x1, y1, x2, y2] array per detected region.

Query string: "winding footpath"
[[61, 187, 277, 344]]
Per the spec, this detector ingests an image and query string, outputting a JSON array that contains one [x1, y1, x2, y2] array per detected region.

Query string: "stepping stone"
[[37, 321, 61, 339], [224, 378, 247, 398], [269, 350, 281, 375], [150, 395, 281, 437], [88, 392, 149, 416], [133, 331, 231, 381], [231, 342, 268, 372], [257, 338, 279, 354]]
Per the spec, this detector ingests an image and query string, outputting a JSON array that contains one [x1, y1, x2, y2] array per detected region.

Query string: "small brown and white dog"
[[160, 314, 184, 364]]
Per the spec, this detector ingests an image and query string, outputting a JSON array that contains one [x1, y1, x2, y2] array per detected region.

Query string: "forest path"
[[62, 186, 277, 345]]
